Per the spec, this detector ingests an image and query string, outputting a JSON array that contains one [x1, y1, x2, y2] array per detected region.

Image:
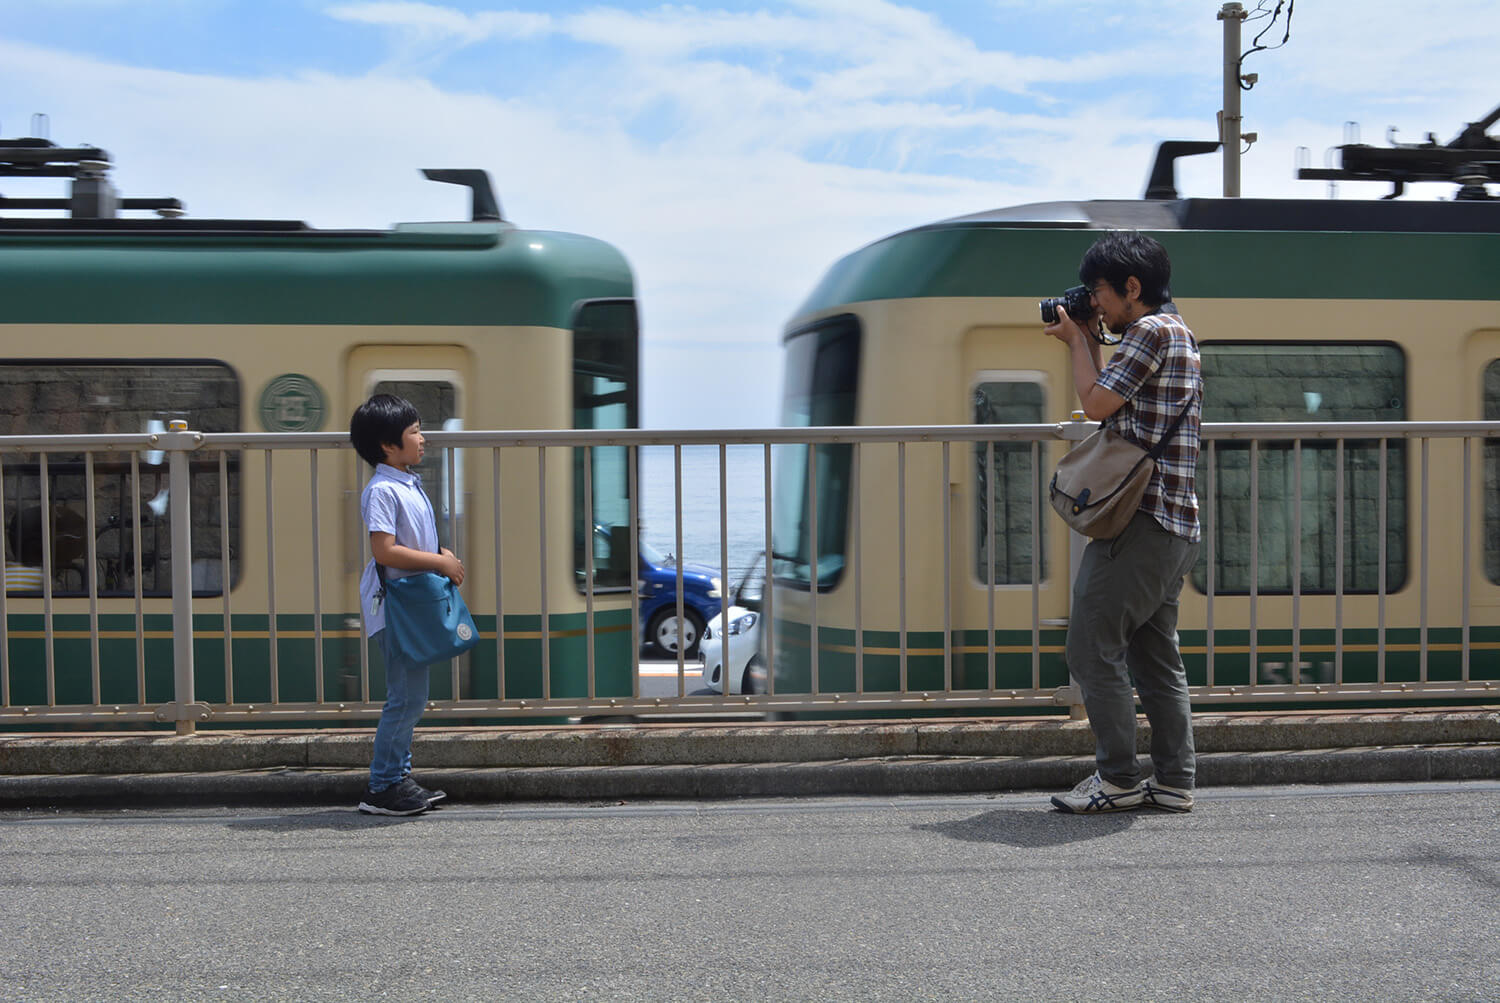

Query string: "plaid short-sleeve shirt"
[[1093, 306, 1202, 542]]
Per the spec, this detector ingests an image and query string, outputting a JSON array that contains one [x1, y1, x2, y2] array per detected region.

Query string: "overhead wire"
[[1239, 0, 1294, 89]]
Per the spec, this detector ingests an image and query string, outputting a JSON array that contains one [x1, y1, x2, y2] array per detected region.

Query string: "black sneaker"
[[358, 782, 431, 816], [399, 775, 447, 807]]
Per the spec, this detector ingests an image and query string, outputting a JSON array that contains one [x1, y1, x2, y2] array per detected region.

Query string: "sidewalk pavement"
[[1, 707, 1497, 807]]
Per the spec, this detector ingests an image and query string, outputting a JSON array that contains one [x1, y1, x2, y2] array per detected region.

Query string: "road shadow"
[[914, 807, 1138, 847], [225, 809, 433, 832], [1404, 842, 1500, 891]]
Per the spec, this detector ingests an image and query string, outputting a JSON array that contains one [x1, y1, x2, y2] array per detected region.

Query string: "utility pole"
[[1218, 2, 1248, 197]]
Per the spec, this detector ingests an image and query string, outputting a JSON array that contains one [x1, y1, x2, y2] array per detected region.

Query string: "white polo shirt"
[[358, 462, 440, 636]]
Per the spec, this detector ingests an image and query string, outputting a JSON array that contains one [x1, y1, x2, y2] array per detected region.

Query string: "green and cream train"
[[0, 141, 640, 719], [768, 125, 1500, 706]]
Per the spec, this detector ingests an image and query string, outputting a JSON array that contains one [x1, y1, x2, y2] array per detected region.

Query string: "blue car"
[[592, 526, 721, 658], [636, 537, 722, 658]]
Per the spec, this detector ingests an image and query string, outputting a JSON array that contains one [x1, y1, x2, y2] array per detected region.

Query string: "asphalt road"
[[4, 781, 1498, 1001]]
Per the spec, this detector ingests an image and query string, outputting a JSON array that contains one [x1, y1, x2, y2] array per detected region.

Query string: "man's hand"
[[1047, 307, 1126, 421], [1043, 308, 1086, 347], [1045, 307, 1104, 347]]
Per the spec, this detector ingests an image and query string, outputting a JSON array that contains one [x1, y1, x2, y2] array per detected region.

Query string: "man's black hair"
[[1079, 231, 1172, 307], [350, 393, 421, 468]]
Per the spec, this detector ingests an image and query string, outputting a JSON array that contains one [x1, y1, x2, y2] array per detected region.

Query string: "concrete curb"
[[2, 708, 1497, 775], [2, 743, 1497, 809], [2, 709, 1496, 807]]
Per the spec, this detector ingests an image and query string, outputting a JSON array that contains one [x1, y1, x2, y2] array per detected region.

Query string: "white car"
[[698, 556, 767, 695], [699, 604, 765, 694]]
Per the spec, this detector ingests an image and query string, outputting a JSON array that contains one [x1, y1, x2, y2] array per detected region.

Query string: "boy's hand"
[[437, 548, 465, 585]]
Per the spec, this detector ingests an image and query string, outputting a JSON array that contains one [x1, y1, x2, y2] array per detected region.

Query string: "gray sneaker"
[[1140, 776, 1194, 812], [1050, 771, 1144, 813]]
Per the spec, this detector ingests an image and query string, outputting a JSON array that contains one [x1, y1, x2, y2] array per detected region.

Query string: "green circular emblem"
[[258, 373, 326, 432]]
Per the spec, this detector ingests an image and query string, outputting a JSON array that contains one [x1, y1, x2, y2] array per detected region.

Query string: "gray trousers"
[[1067, 509, 1200, 790]]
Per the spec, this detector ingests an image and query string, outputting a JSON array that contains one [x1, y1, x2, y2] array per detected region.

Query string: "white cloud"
[[325, 1, 553, 73], [3, 0, 1499, 426], [326, 1, 552, 42]]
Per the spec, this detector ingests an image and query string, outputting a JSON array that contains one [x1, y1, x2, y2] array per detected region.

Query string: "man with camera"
[[1042, 231, 1203, 814]]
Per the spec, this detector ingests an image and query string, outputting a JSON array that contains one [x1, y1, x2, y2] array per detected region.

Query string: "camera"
[[1039, 284, 1093, 324]]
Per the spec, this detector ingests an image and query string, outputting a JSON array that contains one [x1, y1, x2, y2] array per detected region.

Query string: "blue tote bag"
[[378, 567, 480, 666]]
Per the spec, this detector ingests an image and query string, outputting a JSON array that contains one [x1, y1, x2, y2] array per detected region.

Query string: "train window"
[[0, 360, 240, 597], [573, 299, 639, 591], [1194, 343, 1406, 595], [973, 377, 1047, 584], [1483, 361, 1500, 584], [370, 377, 461, 550], [773, 314, 860, 592]]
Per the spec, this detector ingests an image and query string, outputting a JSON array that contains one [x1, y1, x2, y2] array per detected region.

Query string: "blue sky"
[[2, 1, 1496, 426]]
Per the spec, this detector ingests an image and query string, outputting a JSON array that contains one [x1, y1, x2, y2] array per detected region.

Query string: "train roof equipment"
[[0, 131, 633, 330], [0, 134, 511, 231], [1296, 102, 1500, 202], [0, 132, 186, 222], [935, 103, 1500, 237], [792, 107, 1500, 325]]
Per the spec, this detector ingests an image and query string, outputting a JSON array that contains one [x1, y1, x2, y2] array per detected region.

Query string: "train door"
[[956, 325, 1069, 688], [345, 346, 472, 692]]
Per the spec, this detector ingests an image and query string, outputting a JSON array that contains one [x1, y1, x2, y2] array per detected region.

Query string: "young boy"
[[350, 393, 466, 816]]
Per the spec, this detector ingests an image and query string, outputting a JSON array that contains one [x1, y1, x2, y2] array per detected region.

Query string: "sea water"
[[637, 443, 769, 589]]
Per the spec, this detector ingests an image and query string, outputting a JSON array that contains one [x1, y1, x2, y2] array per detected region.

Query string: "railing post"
[[1058, 413, 1091, 720], [159, 420, 208, 735]]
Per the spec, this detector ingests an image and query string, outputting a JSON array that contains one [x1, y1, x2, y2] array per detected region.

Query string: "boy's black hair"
[[1079, 231, 1172, 307], [350, 393, 421, 468]]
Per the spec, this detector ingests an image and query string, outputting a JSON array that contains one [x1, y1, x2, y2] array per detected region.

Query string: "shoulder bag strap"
[[1145, 398, 1196, 462]]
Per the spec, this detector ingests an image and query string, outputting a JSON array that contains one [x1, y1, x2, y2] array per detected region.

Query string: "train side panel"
[[772, 221, 1500, 699]]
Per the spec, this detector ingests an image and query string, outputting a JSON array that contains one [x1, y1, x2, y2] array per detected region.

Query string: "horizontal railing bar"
[[204, 426, 1067, 448], [0, 433, 179, 451], [1189, 681, 1500, 701], [8, 419, 1498, 455], [4, 678, 1495, 724], [0, 707, 161, 722], [1198, 420, 1500, 440]]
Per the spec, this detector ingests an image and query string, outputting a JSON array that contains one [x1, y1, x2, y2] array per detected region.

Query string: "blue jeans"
[[1066, 510, 1200, 790], [368, 627, 430, 792]]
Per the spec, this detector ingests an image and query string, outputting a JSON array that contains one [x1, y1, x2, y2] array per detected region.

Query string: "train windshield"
[[773, 314, 860, 591], [573, 298, 640, 591]]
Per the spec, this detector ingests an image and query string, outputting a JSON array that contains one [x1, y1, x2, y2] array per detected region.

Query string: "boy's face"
[[381, 421, 424, 471]]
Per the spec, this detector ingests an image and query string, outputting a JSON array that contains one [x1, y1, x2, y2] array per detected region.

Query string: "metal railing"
[[2, 420, 1498, 730]]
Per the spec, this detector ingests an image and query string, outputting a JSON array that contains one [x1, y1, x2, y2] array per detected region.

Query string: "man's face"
[[1089, 277, 1142, 335]]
